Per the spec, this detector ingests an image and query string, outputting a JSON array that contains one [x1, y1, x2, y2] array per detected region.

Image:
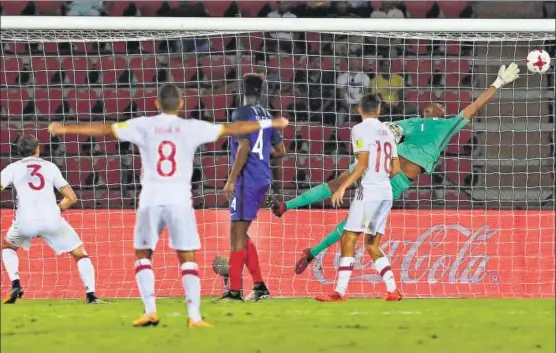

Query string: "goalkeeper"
[[271, 63, 520, 276]]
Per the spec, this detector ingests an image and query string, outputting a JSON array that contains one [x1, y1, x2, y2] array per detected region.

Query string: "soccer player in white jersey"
[[1, 136, 101, 304], [315, 94, 401, 302], [48, 84, 289, 327]]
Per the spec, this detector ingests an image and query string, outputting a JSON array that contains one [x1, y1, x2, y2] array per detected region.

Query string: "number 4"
[[252, 130, 264, 160]]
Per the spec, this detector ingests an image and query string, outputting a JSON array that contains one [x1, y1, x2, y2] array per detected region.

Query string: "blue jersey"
[[230, 105, 282, 187]]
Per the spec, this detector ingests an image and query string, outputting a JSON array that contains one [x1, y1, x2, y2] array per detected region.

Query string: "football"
[[212, 256, 230, 277], [527, 49, 551, 73]]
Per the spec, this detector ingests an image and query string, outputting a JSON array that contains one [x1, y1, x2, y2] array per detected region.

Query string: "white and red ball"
[[527, 49, 551, 74]]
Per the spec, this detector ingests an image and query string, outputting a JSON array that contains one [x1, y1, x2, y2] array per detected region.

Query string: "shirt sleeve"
[[231, 107, 252, 141], [450, 112, 470, 131], [393, 117, 416, 131], [351, 125, 372, 153], [111, 118, 145, 146], [52, 164, 70, 190], [0, 165, 13, 190], [271, 128, 283, 146], [192, 120, 223, 146]]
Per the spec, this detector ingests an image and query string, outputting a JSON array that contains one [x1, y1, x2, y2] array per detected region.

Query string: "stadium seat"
[[406, 90, 438, 113], [94, 157, 122, 185], [444, 41, 462, 56], [268, 55, 295, 81], [210, 36, 233, 53], [133, 88, 158, 115], [184, 91, 201, 113], [22, 123, 50, 145], [30, 56, 61, 85], [35, 1, 62, 14], [203, 1, 231, 17], [202, 94, 232, 121], [100, 88, 132, 119], [63, 157, 93, 185], [405, 59, 433, 87], [445, 127, 472, 154], [137, 1, 164, 16], [240, 32, 264, 51], [415, 174, 432, 187], [408, 39, 431, 55], [442, 59, 470, 87], [444, 158, 472, 186], [63, 57, 92, 85], [66, 89, 98, 118], [107, 1, 132, 16], [0, 58, 22, 86], [201, 156, 229, 188], [129, 56, 158, 84], [4, 43, 27, 54], [100, 56, 128, 84], [441, 90, 472, 115], [404, 1, 435, 18], [238, 1, 269, 16], [306, 32, 321, 53], [169, 57, 198, 84], [1, 1, 30, 15], [34, 88, 63, 117], [200, 56, 231, 81], [438, 1, 468, 18], [281, 125, 296, 142], [0, 89, 31, 116], [271, 94, 294, 114], [239, 56, 257, 76], [0, 123, 17, 154], [201, 193, 228, 208]]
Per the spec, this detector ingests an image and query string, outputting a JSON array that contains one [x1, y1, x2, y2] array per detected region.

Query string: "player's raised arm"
[[48, 122, 114, 137], [219, 117, 289, 138], [461, 63, 520, 121]]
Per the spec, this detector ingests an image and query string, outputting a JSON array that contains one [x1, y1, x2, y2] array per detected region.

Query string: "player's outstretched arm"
[[461, 63, 520, 121], [48, 123, 114, 137], [219, 118, 289, 137], [331, 152, 369, 207], [58, 185, 77, 212]]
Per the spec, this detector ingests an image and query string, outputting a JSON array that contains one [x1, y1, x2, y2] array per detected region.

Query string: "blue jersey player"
[[219, 74, 286, 302]]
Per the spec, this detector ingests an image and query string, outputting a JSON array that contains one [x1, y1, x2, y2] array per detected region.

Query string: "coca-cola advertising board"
[[1, 209, 554, 298]]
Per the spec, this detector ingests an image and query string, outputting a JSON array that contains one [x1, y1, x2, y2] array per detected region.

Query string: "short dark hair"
[[157, 84, 182, 112], [243, 73, 264, 98], [18, 135, 39, 158], [359, 94, 382, 114]]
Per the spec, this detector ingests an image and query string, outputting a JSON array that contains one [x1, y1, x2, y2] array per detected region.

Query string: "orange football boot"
[[384, 289, 403, 302], [315, 291, 347, 302], [188, 319, 213, 328], [132, 312, 159, 327]]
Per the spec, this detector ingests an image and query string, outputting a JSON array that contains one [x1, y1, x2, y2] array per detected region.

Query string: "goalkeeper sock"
[[285, 183, 332, 210], [135, 259, 157, 315], [310, 221, 345, 257], [76, 257, 96, 294], [374, 256, 396, 292], [245, 237, 264, 284], [334, 257, 354, 296], [2, 248, 20, 283], [181, 262, 202, 322], [229, 250, 246, 292]]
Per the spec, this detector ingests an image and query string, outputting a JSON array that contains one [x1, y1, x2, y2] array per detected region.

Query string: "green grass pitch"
[[1, 298, 554, 353]]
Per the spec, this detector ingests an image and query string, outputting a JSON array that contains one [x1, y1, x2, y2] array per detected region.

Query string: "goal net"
[[1, 17, 554, 299]]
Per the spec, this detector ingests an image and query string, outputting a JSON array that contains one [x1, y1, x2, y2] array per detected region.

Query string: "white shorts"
[[134, 204, 200, 251], [344, 198, 393, 235], [6, 218, 83, 255]]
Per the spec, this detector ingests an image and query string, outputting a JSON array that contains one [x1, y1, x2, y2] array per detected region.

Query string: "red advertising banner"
[[1, 209, 554, 299]]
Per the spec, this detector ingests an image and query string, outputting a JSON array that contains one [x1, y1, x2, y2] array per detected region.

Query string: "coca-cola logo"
[[312, 224, 499, 285]]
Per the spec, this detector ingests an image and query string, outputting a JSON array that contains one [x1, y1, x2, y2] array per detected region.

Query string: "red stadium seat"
[[415, 174, 432, 187], [271, 94, 294, 114], [34, 88, 63, 116], [31, 56, 61, 85], [445, 127, 471, 155], [281, 125, 296, 142], [133, 88, 158, 115], [130, 58, 158, 84], [22, 123, 50, 145], [239, 1, 269, 16], [184, 90, 201, 114], [0, 89, 31, 116], [107, 1, 132, 16], [273, 55, 296, 81], [405, 59, 433, 87], [240, 32, 264, 51], [441, 59, 470, 87], [202, 94, 232, 121], [406, 90, 438, 113], [404, 1, 434, 18], [35, 1, 63, 14], [0, 58, 22, 86], [0, 123, 18, 154], [137, 1, 164, 16], [337, 156, 351, 171], [63, 57, 92, 85], [201, 156, 229, 188], [100, 88, 132, 119], [169, 58, 198, 84], [1, 1, 30, 15], [63, 157, 93, 185], [66, 89, 98, 118], [441, 90, 472, 115], [201, 193, 229, 208], [239, 56, 257, 76], [306, 32, 322, 53], [4, 43, 27, 54], [200, 56, 231, 81], [444, 158, 472, 186], [203, 1, 231, 17], [94, 157, 121, 185], [438, 1, 468, 18], [99, 56, 128, 84], [210, 36, 232, 53], [445, 41, 462, 56], [408, 39, 431, 55]]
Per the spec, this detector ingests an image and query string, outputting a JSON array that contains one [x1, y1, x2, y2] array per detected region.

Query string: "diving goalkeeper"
[[271, 63, 520, 287]]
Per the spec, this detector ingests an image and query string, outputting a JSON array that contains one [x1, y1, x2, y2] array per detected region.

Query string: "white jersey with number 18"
[[0, 157, 69, 220], [351, 118, 398, 200], [112, 114, 223, 208]]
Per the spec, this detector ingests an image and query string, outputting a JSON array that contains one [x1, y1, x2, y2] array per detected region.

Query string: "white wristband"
[[491, 78, 504, 89], [259, 119, 273, 129]]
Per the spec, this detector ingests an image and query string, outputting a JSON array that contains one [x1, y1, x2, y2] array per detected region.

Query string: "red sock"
[[245, 238, 264, 284], [229, 250, 245, 291]]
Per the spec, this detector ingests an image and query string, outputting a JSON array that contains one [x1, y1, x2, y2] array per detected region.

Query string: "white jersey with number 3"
[[0, 157, 69, 220], [112, 114, 222, 208], [351, 118, 398, 200]]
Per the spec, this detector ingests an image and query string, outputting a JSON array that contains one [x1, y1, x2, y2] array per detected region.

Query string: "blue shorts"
[[229, 183, 269, 221]]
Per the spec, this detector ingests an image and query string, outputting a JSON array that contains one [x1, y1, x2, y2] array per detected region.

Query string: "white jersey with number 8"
[[112, 114, 223, 209], [351, 118, 398, 201], [112, 114, 223, 251]]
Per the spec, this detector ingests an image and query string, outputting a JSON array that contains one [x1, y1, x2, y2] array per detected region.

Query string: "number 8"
[[157, 141, 177, 177]]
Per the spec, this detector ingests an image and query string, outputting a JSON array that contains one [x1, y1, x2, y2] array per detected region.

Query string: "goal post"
[[0, 16, 554, 299]]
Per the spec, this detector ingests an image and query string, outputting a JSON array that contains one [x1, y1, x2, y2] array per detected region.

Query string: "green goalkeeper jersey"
[[395, 112, 469, 174]]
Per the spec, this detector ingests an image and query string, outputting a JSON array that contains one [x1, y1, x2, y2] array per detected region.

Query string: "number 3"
[[252, 130, 264, 160], [27, 164, 45, 190]]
